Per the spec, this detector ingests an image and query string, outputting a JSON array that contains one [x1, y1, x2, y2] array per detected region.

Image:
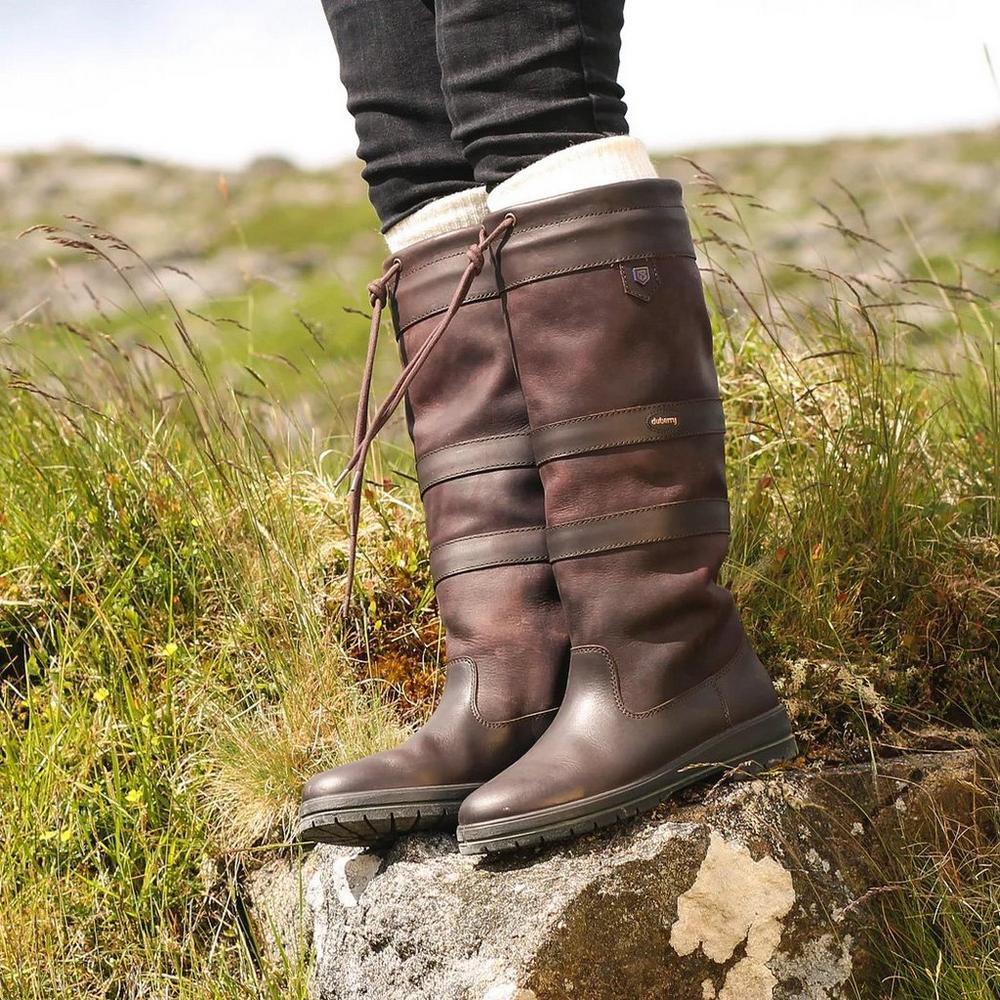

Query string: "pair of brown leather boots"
[[296, 179, 796, 856]]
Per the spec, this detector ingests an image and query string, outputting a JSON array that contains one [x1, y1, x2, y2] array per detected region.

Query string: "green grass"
[[227, 199, 379, 254], [0, 154, 997, 997], [872, 754, 1000, 1000], [0, 347, 408, 996]]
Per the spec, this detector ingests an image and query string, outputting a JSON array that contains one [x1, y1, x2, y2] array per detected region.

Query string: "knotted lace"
[[338, 214, 516, 617]]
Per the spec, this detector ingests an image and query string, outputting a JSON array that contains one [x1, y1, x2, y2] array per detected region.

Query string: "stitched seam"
[[418, 430, 534, 491], [421, 460, 536, 493], [430, 525, 545, 554], [432, 526, 550, 578], [417, 428, 531, 461], [550, 527, 728, 561], [550, 499, 727, 530], [423, 460, 534, 479], [534, 398, 722, 431], [397, 251, 696, 330], [397, 288, 500, 332], [498, 253, 696, 287], [504, 202, 686, 236], [435, 553, 550, 580], [403, 246, 471, 278], [453, 656, 560, 729], [576, 644, 742, 720], [712, 675, 733, 727], [537, 429, 723, 463]]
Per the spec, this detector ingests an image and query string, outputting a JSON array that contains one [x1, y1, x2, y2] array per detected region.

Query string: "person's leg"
[[320, 0, 480, 234], [433, 0, 652, 196]]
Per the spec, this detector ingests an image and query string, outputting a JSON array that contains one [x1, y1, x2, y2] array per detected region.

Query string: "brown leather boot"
[[297, 222, 570, 847], [456, 180, 797, 855]]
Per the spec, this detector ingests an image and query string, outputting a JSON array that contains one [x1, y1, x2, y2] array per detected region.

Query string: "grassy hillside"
[[0, 131, 998, 997], [2, 127, 997, 396]]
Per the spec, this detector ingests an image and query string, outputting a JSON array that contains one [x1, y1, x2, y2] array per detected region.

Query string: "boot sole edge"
[[296, 798, 467, 847]]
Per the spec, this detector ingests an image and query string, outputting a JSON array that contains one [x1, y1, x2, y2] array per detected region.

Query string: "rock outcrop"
[[247, 750, 983, 1000]]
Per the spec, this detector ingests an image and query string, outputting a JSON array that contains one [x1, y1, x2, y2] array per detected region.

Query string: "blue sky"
[[2, 0, 998, 168]]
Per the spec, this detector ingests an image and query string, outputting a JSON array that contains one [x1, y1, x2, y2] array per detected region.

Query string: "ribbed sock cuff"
[[384, 187, 488, 253], [486, 136, 658, 212]]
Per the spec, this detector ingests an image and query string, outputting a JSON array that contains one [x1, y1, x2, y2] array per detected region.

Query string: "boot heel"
[[726, 734, 799, 778], [713, 707, 798, 777]]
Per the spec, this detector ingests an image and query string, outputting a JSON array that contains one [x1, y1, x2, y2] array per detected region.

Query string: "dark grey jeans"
[[320, 0, 629, 230]]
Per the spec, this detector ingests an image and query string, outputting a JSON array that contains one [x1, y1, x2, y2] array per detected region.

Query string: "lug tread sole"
[[297, 800, 462, 847]]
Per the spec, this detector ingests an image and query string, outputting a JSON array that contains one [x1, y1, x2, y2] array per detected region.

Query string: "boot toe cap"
[[458, 757, 577, 827], [300, 754, 399, 806], [458, 780, 523, 826], [458, 780, 524, 827], [299, 736, 464, 808], [301, 764, 359, 804]]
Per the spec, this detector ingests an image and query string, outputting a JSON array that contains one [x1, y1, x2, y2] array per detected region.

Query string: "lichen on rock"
[[670, 832, 795, 1000]]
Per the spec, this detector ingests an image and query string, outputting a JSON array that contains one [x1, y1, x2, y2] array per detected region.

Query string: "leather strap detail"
[[547, 499, 730, 562], [430, 527, 549, 583], [417, 430, 535, 495], [532, 399, 725, 465]]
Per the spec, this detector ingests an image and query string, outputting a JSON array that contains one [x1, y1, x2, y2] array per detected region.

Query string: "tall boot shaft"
[[390, 228, 569, 722], [457, 180, 794, 854], [487, 180, 746, 711]]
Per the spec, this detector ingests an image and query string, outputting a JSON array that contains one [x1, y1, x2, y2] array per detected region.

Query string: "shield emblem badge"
[[621, 261, 655, 301]]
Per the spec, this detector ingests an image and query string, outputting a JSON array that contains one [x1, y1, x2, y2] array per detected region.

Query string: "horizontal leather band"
[[547, 499, 730, 562], [429, 527, 549, 583], [417, 430, 535, 495], [532, 399, 725, 465], [392, 180, 694, 335]]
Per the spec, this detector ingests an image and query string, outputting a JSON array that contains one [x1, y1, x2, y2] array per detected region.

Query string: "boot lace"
[[338, 214, 516, 617]]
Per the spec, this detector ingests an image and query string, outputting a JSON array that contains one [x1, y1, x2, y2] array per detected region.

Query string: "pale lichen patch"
[[719, 955, 779, 1000], [670, 832, 796, 1000], [806, 847, 832, 873], [772, 933, 855, 997], [331, 853, 381, 908]]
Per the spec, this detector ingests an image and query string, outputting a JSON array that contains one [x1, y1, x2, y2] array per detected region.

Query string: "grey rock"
[[245, 750, 983, 1000]]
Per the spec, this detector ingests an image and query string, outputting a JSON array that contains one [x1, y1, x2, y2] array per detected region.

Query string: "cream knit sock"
[[384, 187, 488, 253], [486, 136, 658, 212]]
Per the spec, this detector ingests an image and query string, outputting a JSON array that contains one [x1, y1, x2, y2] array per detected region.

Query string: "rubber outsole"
[[296, 799, 465, 847], [456, 708, 798, 856]]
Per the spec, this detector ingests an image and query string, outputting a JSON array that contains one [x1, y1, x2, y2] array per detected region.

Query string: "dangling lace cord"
[[339, 214, 515, 618], [339, 257, 401, 622]]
